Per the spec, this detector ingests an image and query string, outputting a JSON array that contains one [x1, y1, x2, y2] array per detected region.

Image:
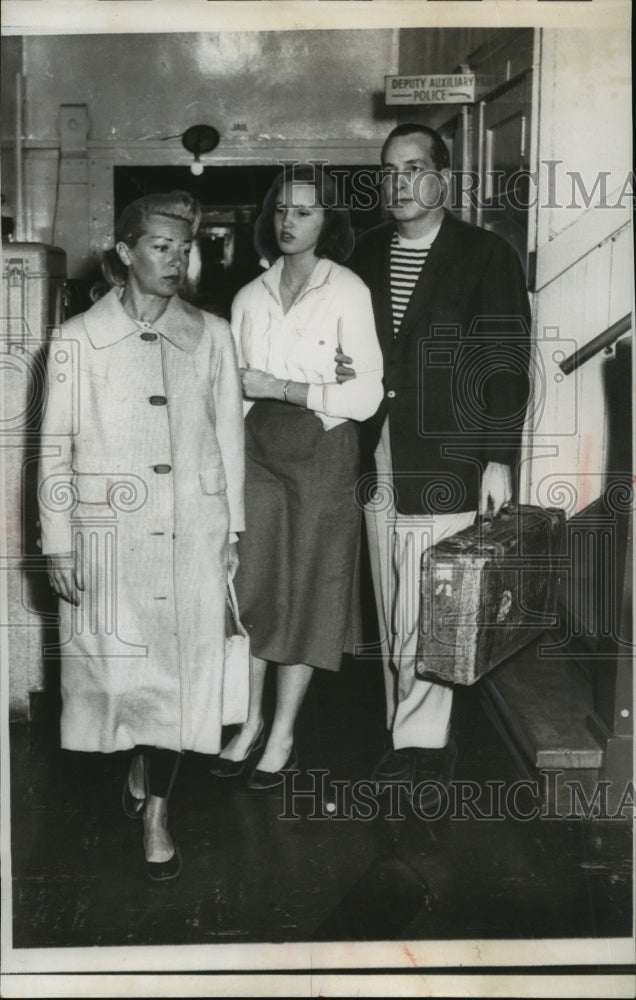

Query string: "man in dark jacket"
[[342, 123, 531, 799]]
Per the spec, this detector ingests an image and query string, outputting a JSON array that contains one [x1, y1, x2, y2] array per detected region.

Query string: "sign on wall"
[[385, 73, 493, 105]]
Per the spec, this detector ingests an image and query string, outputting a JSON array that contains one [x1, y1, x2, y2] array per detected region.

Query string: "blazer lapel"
[[372, 225, 396, 355], [397, 212, 460, 339]]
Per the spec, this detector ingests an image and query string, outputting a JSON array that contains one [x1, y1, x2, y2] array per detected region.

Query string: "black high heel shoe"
[[208, 725, 266, 778], [247, 747, 299, 790], [122, 760, 145, 819], [141, 750, 182, 880], [145, 846, 182, 882]]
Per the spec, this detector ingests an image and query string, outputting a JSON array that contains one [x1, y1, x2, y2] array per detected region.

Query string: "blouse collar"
[[261, 256, 334, 307]]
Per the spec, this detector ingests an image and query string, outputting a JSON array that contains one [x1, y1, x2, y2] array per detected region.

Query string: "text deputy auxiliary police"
[[385, 73, 492, 105]]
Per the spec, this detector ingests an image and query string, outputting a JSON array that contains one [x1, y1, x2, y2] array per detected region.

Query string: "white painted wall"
[[3, 30, 401, 275], [521, 28, 633, 517]]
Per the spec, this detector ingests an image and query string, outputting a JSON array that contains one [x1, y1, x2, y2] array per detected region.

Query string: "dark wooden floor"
[[8, 653, 633, 950]]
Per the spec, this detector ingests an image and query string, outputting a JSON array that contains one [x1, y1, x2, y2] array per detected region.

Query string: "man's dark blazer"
[[347, 210, 532, 516]]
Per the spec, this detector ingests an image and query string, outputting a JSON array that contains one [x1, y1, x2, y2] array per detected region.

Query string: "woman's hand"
[[228, 541, 240, 581], [240, 367, 283, 400], [47, 550, 84, 606]]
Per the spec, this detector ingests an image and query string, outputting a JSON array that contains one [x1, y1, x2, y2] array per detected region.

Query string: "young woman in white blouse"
[[209, 165, 383, 788]]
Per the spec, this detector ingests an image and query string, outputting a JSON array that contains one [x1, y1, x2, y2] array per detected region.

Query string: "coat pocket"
[[199, 463, 227, 496], [72, 472, 113, 506], [71, 472, 149, 518]]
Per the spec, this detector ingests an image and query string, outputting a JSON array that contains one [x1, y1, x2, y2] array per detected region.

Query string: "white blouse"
[[230, 257, 384, 430]]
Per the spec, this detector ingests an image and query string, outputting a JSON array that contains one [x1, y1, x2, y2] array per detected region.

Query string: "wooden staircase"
[[481, 491, 633, 817]]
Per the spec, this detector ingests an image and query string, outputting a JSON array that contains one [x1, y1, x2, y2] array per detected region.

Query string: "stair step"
[[484, 639, 604, 769]]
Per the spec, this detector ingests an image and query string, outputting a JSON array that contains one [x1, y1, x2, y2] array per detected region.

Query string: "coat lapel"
[[154, 294, 204, 353], [370, 225, 396, 354], [84, 287, 203, 353], [397, 212, 461, 339]]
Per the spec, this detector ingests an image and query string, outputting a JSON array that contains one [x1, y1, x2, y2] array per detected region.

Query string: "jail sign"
[[385, 73, 491, 105]]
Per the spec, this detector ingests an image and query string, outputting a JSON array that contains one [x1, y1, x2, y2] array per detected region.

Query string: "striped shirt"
[[389, 225, 441, 336]]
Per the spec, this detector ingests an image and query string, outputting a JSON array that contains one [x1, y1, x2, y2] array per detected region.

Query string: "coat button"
[[140, 331, 157, 341], [153, 464, 172, 474], [387, 390, 396, 399], [149, 395, 167, 406]]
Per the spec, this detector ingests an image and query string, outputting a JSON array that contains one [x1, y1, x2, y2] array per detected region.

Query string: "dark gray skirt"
[[234, 400, 361, 671]]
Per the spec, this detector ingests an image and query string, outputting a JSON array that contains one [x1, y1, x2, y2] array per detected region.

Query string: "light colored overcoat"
[[38, 288, 245, 755]]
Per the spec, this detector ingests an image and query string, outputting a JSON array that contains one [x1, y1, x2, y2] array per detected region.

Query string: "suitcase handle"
[[475, 502, 516, 529]]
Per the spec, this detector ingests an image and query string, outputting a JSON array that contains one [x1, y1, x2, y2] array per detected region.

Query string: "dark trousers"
[[136, 746, 181, 798]]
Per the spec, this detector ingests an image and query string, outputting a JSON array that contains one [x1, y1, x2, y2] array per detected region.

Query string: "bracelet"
[[282, 380, 291, 402]]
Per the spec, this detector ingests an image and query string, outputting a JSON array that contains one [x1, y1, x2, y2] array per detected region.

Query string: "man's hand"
[[335, 348, 356, 384], [479, 462, 512, 517], [47, 550, 84, 606]]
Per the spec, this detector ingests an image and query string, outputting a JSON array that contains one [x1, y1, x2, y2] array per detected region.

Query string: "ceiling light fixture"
[[181, 124, 220, 176]]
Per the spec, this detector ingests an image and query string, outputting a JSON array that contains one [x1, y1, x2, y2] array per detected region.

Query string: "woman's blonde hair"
[[102, 190, 201, 287]]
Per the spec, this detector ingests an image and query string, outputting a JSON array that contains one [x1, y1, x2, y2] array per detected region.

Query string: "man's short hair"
[[381, 123, 451, 172]]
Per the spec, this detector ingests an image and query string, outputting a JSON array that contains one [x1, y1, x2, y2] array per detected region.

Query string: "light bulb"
[[190, 160, 204, 176]]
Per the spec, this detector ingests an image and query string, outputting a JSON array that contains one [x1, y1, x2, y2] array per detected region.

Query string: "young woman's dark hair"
[[254, 164, 355, 265], [102, 190, 201, 287]]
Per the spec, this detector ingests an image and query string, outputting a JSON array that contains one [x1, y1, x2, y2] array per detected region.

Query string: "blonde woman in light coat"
[[39, 191, 245, 880]]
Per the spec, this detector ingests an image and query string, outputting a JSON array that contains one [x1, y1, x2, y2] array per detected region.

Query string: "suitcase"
[[2, 242, 67, 717], [416, 504, 566, 686]]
